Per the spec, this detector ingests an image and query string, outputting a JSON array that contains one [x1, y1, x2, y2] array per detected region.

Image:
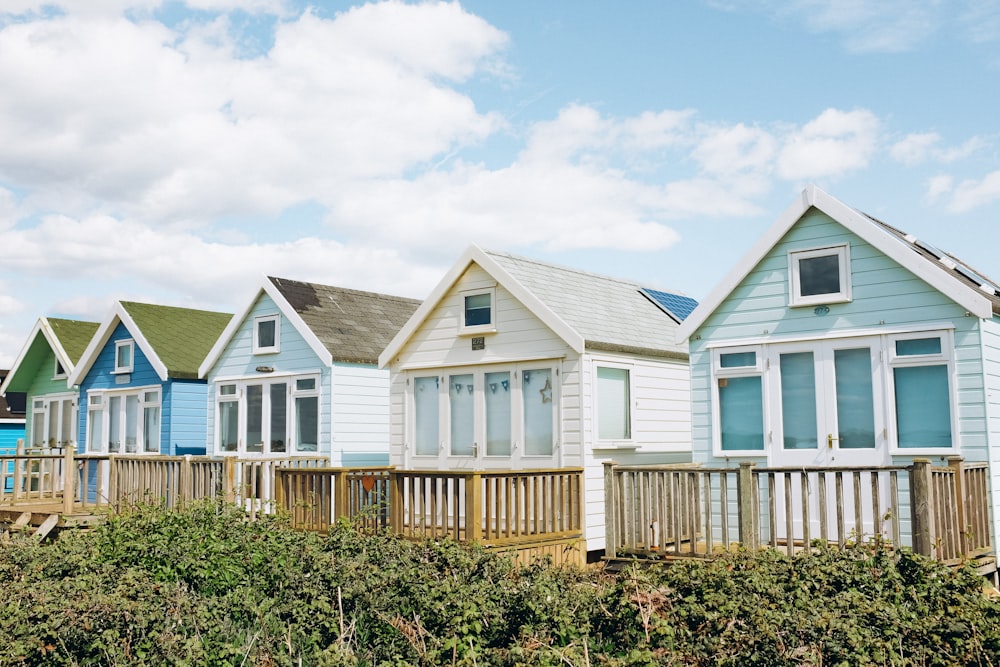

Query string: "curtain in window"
[[414, 377, 439, 456], [270, 383, 287, 453], [894, 366, 951, 448], [107, 396, 121, 453], [124, 395, 139, 453], [485, 371, 511, 455], [719, 376, 764, 451], [597, 367, 630, 439], [219, 401, 239, 452], [296, 396, 318, 452], [246, 385, 263, 453], [144, 405, 160, 453], [450, 374, 475, 456], [523, 369, 553, 456]]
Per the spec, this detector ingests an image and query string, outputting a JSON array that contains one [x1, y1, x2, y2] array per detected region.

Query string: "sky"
[[0, 0, 998, 368]]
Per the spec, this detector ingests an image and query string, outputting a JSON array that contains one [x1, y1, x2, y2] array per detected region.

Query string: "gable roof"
[[676, 185, 997, 342], [379, 245, 691, 367], [0, 317, 100, 395], [69, 301, 232, 384], [200, 276, 421, 376]]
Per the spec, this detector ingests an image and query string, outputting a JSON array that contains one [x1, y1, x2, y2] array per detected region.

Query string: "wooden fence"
[[604, 457, 993, 568]]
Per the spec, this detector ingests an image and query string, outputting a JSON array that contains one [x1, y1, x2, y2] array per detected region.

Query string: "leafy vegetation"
[[1, 500, 998, 665]]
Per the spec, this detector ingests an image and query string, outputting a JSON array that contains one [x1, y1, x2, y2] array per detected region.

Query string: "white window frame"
[[711, 345, 767, 456], [113, 339, 134, 374], [253, 314, 280, 354], [30, 392, 78, 450], [593, 361, 635, 446], [85, 385, 161, 455], [788, 244, 852, 307], [885, 330, 958, 455], [405, 361, 560, 468], [53, 358, 67, 380], [458, 288, 497, 335], [212, 373, 321, 456]]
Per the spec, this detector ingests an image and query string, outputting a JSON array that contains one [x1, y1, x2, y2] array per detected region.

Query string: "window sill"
[[593, 442, 639, 451], [457, 326, 497, 337], [788, 296, 851, 308], [110, 369, 133, 375]]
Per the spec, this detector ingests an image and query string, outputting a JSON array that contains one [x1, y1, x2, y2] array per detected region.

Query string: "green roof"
[[121, 302, 232, 380], [48, 318, 100, 365]]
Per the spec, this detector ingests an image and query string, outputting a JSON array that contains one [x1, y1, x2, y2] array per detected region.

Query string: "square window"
[[459, 289, 496, 333], [253, 315, 280, 353], [114, 340, 134, 373], [788, 245, 851, 307]]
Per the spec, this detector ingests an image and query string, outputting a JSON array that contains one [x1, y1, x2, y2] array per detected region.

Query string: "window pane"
[[269, 383, 287, 453], [780, 352, 817, 450], [296, 378, 316, 391], [896, 337, 942, 356], [108, 395, 121, 453], [720, 351, 756, 368], [144, 406, 160, 453], [88, 408, 103, 452], [799, 254, 841, 296], [124, 395, 138, 453], [246, 385, 263, 453], [295, 396, 318, 452], [597, 367, 630, 439], [895, 366, 952, 448], [523, 368, 554, 456], [485, 371, 511, 456], [46, 401, 59, 448], [116, 343, 132, 370], [219, 384, 236, 396], [449, 374, 475, 456], [219, 401, 239, 452], [719, 376, 764, 451], [257, 319, 276, 348], [835, 348, 876, 449], [414, 377, 439, 456], [464, 293, 491, 327], [59, 399, 74, 447]]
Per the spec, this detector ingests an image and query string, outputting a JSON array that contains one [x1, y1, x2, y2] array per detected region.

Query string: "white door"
[[767, 337, 891, 541]]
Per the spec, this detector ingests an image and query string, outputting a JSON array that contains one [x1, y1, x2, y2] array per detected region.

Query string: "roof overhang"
[[68, 302, 170, 385], [0, 317, 78, 395]]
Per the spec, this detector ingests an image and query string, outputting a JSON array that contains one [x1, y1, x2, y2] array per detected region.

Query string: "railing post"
[[274, 468, 287, 514], [910, 458, 935, 557], [738, 462, 758, 551], [62, 446, 75, 515], [13, 438, 24, 501], [466, 472, 482, 544], [223, 456, 236, 504], [333, 470, 348, 520], [604, 461, 618, 559], [947, 456, 968, 554], [180, 455, 193, 507], [389, 470, 402, 534]]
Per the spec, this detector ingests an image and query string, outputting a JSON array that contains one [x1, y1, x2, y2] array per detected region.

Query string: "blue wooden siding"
[[204, 292, 331, 455], [689, 208, 987, 467], [163, 380, 209, 455], [0, 423, 25, 453]]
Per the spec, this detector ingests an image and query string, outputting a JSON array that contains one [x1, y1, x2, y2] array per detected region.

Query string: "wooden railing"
[[604, 457, 993, 566], [274, 467, 392, 532]]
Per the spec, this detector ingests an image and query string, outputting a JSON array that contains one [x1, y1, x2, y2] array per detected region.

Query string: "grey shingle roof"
[[484, 251, 690, 358], [268, 277, 421, 364]]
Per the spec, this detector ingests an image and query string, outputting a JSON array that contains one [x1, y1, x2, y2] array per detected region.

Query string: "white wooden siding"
[[980, 318, 1000, 550], [330, 363, 391, 465]]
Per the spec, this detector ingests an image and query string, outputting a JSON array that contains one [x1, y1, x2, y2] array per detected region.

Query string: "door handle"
[[827, 434, 839, 449]]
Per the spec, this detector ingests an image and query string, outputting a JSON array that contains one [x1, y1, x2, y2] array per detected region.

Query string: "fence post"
[[466, 472, 482, 543], [604, 461, 618, 559], [947, 456, 968, 555], [13, 438, 24, 502], [180, 455, 193, 507], [223, 457, 236, 504], [389, 470, 402, 535], [910, 458, 935, 557], [333, 470, 348, 520], [62, 446, 75, 515], [738, 462, 758, 551]]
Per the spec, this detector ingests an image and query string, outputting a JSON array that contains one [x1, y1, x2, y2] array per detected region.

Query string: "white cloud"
[[776, 108, 880, 180], [693, 124, 777, 176], [926, 174, 953, 202], [891, 132, 941, 166], [947, 170, 1000, 213]]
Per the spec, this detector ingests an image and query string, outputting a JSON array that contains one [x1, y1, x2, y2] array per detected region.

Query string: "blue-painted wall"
[[0, 422, 25, 454]]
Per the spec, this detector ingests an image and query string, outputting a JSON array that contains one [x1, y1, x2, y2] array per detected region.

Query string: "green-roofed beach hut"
[[68, 301, 232, 456], [0, 317, 100, 451]]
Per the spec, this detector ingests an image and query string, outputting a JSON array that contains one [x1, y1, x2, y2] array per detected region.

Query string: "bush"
[[1, 501, 997, 665]]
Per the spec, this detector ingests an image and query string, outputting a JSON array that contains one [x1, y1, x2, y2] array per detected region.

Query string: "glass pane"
[[464, 293, 491, 326], [523, 368, 554, 456], [46, 402, 58, 448], [896, 337, 942, 356], [116, 343, 132, 370], [144, 406, 160, 453], [780, 352, 817, 450], [414, 377, 439, 456], [108, 395, 121, 453], [257, 319, 276, 348], [144, 391, 158, 403], [719, 376, 764, 451], [296, 378, 316, 391], [32, 406, 46, 447], [485, 371, 511, 456], [219, 401, 239, 452], [246, 385, 263, 453], [799, 254, 841, 296], [125, 395, 139, 453], [219, 384, 236, 396], [895, 366, 952, 448], [720, 351, 756, 368], [60, 399, 74, 447], [834, 348, 876, 449], [88, 409, 103, 452], [270, 383, 287, 453], [597, 367, 630, 439], [449, 374, 475, 456], [296, 396, 318, 452]]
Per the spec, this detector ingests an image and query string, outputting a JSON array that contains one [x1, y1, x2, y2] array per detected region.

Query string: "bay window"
[[214, 374, 319, 455], [86, 387, 161, 454]]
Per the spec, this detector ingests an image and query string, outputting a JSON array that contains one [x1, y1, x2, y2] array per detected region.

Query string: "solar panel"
[[640, 288, 698, 322]]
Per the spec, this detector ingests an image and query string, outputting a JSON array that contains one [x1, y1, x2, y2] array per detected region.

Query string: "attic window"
[[459, 288, 496, 334], [788, 244, 851, 307], [54, 358, 66, 379], [113, 340, 134, 374], [253, 315, 280, 354]]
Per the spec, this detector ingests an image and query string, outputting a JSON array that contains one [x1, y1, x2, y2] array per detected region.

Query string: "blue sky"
[[0, 0, 998, 367]]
